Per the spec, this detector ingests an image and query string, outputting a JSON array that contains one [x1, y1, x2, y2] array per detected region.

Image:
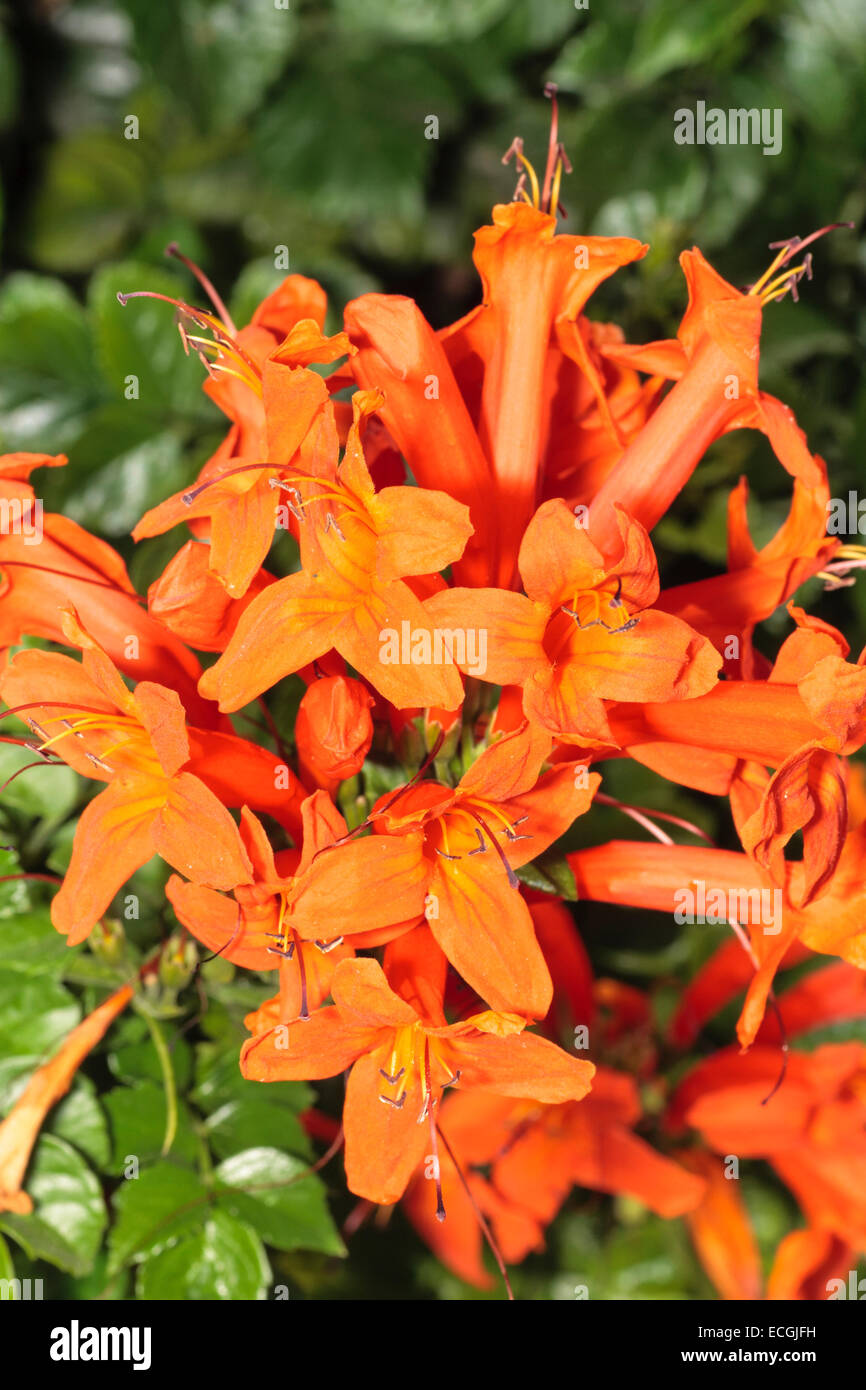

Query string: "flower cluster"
[[1, 108, 864, 1298]]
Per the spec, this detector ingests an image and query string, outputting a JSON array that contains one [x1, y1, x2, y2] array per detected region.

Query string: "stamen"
[[314, 937, 344, 953], [747, 223, 853, 305], [295, 931, 310, 1021], [502, 138, 540, 209], [165, 242, 237, 335], [462, 808, 519, 889], [424, 1040, 446, 1222], [379, 1067, 406, 1085]]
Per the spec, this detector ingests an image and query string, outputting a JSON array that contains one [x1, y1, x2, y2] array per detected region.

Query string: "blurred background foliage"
[[0, 0, 864, 1301]]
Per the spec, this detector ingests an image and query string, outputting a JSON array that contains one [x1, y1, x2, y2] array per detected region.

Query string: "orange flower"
[[440, 204, 646, 582], [242, 931, 595, 1205], [428, 498, 721, 743], [669, 1041, 866, 1251], [0, 610, 311, 943], [343, 295, 496, 587], [167, 791, 428, 994], [133, 321, 352, 598], [0, 454, 218, 727], [656, 474, 837, 680], [146, 539, 274, 652], [675, 1149, 763, 1301], [363, 722, 598, 1016], [0, 983, 133, 1214], [200, 391, 472, 712], [404, 1070, 705, 1289], [589, 238, 833, 551]]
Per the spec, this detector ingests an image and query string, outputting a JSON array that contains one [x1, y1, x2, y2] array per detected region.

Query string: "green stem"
[[142, 1013, 177, 1157]]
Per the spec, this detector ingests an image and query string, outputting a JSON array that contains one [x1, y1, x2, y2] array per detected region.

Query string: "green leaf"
[[0, 273, 97, 453], [0, 1230, 15, 1286], [88, 261, 217, 418], [516, 852, 578, 900], [61, 428, 188, 537], [627, 0, 764, 86], [136, 1209, 271, 1300], [102, 1082, 199, 1172], [214, 1147, 344, 1256], [26, 132, 146, 274], [50, 1082, 111, 1170], [204, 1097, 312, 1163], [0, 743, 80, 824], [334, 0, 511, 44], [0, 1135, 106, 1277], [0, 909, 71, 977], [108, 1034, 193, 1091], [109, 1164, 209, 1272], [0, 972, 80, 1057], [119, 0, 298, 133], [193, 1041, 312, 1115]]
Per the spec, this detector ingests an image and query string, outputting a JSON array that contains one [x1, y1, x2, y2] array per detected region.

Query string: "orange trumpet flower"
[[200, 391, 472, 712], [242, 932, 595, 1206], [0, 611, 311, 943], [428, 498, 721, 743], [0, 982, 133, 1214]]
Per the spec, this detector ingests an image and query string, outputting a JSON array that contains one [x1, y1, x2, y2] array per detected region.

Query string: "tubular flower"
[[146, 539, 274, 652], [0, 982, 133, 1214], [589, 236, 837, 551], [134, 321, 353, 598], [428, 498, 721, 743], [435, 204, 646, 584], [0, 454, 218, 726], [242, 936, 594, 1206], [0, 610, 314, 943], [200, 391, 472, 712], [8, 103, 866, 1302], [365, 721, 599, 1016], [167, 791, 429, 987], [668, 1042, 866, 1253]]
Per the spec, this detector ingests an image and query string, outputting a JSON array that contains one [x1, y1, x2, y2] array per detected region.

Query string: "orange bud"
[[148, 540, 273, 651], [296, 675, 374, 794], [0, 983, 133, 1214]]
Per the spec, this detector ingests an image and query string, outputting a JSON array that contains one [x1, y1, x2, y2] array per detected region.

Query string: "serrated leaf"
[[214, 1147, 344, 1257], [50, 1083, 111, 1170], [135, 1209, 270, 1300], [109, 1164, 209, 1272], [102, 1082, 199, 1173], [204, 1097, 312, 1163], [0, 1135, 106, 1277], [0, 972, 80, 1057]]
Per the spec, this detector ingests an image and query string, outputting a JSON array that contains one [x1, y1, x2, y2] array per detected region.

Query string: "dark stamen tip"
[[116, 292, 130, 306]]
